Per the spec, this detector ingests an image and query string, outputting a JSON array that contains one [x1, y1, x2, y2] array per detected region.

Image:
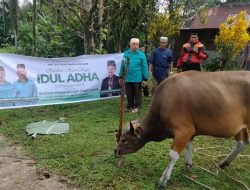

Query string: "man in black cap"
[[100, 60, 121, 98]]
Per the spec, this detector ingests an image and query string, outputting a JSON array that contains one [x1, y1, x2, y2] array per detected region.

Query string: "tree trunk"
[[14, 29, 17, 53], [9, 0, 18, 52], [83, 33, 87, 55], [2, 0, 5, 35], [79, 0, 95, 54], [85, 17, 95, 54], [98, 0, 103, 52], [32, 0, 37, 56]]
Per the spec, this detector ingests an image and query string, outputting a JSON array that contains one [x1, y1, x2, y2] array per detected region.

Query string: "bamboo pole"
[[116, 58, 129, 143], [116, 75, 125, 144]]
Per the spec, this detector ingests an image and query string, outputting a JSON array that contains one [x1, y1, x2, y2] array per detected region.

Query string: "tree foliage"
[[18, 3, 83, 57], [1, 0, 247, 58], [21, 0, 156, 55], [104, 0, 157, 52], [182, 0, 221, 19], [0, 0, 11, 46], [148, 0, 182, 47]]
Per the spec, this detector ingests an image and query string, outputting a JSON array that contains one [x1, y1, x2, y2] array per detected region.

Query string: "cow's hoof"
[[157, 184, 166, 190], [185, 163, 192, 173], [218, 162, 229, 169], [156, 182, 166, 190]]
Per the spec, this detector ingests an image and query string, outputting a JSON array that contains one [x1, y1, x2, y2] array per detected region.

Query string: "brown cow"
[[115, 71, 250, 190]]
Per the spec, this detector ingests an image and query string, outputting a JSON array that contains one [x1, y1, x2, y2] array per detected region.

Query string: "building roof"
[[182, 3, 250, 30]]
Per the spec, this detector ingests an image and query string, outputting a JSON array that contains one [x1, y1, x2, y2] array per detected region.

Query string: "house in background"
[[174, 1, 250, 61]]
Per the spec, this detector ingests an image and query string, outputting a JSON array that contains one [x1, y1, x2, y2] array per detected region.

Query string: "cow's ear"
[[129, 121, 135, 134], [134, 126, 142, 139]]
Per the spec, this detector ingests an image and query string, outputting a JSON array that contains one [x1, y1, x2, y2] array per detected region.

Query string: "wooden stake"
[[116, 58, 129, 143]]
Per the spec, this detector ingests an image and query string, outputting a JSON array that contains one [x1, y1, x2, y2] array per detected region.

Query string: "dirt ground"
[[0, 135, 80, 190]]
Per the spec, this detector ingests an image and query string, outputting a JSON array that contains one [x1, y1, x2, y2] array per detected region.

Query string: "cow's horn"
[[129, 121, 135, 134]]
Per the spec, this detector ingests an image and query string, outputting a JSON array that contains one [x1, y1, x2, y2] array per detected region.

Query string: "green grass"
[[0, 46, 16, 53], [0, 97, 249, 190]]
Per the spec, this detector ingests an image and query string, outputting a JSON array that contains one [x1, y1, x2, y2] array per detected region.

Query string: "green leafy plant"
[[202, 55, 222, 71], [214, 11, 250, 70]]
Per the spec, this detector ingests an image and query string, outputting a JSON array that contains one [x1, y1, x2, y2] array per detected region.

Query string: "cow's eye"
[[121, 139, 126, 143]]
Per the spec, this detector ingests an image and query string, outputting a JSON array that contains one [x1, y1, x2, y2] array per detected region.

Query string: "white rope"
[[195, 146, 232, 151], [183, 146, 250, 190], [194, 146, 250, 159], [181, 173, 216, 190], [195, 165, 218, 176], [215, 165, 250, 190]]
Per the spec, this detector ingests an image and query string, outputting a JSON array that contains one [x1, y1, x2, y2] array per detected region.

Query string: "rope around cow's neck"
[[182, 146, 250, 190]]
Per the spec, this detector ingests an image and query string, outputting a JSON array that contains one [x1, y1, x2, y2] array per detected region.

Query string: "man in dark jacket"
[[150, 36, 173, 95], [100, 60, 120, 98], [241, 40, 250, 71]]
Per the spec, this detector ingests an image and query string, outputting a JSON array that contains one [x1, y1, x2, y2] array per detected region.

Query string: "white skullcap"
[[160, 36, 168, 42], [130, 38, 140, 44]]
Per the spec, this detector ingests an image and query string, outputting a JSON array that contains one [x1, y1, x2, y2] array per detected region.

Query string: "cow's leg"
[[242, 128, 250, 145], [218, 141, 245, 169], [184, 139, 194, 172], [157, 150, 179, 190], [157, 133, 193, 190], [219, 131, 246, 169]]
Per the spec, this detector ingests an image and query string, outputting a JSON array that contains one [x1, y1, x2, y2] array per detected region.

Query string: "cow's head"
[[115, 120, 146, 156]]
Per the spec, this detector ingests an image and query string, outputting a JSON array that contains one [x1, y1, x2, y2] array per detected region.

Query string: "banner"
[[0, 53, 123, 109]]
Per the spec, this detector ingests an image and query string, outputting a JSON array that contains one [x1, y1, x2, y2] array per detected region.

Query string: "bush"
[[202, 55, 222, 71], [214, 11, 250, 69], [202, 55, 242, 71]]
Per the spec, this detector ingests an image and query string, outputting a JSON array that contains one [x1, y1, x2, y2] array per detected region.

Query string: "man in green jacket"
[[119, 38, 148, 113]]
